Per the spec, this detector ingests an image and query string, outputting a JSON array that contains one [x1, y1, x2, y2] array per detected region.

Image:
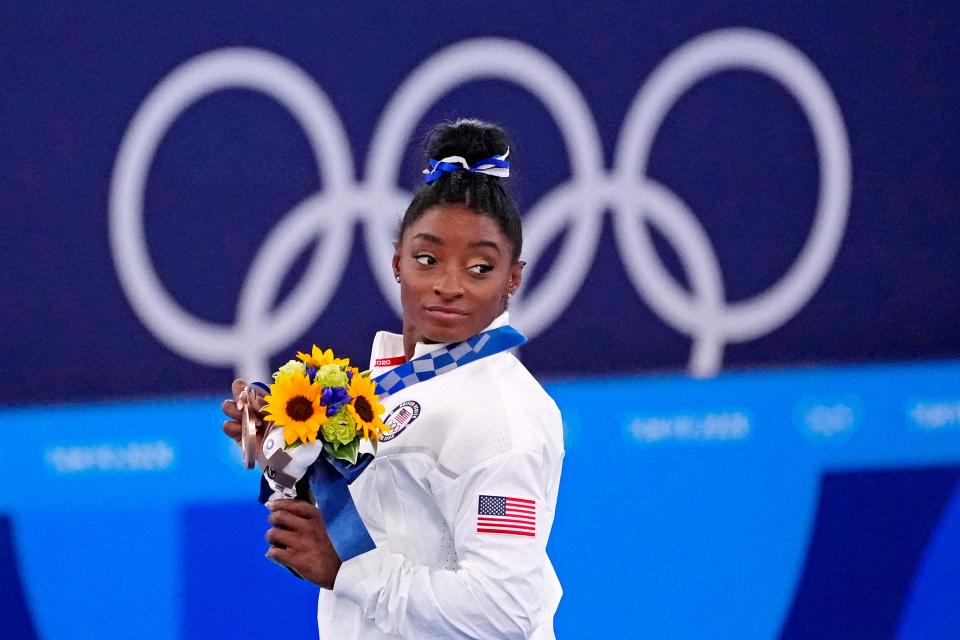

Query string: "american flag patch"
[[394, 406, 413, 425], [477, 495, 536, 537]]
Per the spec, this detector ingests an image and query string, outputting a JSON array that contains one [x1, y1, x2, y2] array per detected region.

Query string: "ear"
[[392, 242, 401, 279], [507, 259, 524, 294]]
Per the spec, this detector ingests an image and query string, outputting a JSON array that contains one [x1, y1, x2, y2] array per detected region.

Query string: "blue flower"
[[321, 386, 351, 416]]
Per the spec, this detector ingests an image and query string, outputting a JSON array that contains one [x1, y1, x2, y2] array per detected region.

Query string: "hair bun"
[[423, 118, 511, 170], [402, 118, 522, 260]]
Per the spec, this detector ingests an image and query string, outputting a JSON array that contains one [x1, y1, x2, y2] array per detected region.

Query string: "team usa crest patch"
[[379, 400, 420, 442], [477, 495, 537, 537]]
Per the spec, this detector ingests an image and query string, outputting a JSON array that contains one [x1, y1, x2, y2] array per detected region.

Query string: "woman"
[[222, 119, 564, 639]]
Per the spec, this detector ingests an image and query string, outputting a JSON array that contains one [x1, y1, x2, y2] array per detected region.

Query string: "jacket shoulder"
[[433, 353, 562, 477]]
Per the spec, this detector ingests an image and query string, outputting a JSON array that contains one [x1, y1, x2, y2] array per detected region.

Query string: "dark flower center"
[[286, 396, 315, 422], [354, 396, 374, 422]]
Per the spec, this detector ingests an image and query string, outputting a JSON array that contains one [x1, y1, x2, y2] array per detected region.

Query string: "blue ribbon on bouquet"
[[258, 449, 376, 565], [269, 324, 527, 564], [307, 450, 376, 561]]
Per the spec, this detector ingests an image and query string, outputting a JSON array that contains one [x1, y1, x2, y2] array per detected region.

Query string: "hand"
[[221, 378, 266, 446], [265, 499, 342, 589]]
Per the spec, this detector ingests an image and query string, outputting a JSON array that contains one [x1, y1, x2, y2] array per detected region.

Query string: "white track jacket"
[[318, 312, 564, 639]]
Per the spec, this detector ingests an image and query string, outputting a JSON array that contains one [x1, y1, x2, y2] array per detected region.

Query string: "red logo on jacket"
[[375, 356, 406, 368]]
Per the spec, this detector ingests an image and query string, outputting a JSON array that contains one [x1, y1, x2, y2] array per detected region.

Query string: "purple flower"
[[321, 386, 351, 416]]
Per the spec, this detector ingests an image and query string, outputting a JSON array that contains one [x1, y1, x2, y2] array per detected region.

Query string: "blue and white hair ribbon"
[[422, 148, 510, 184]]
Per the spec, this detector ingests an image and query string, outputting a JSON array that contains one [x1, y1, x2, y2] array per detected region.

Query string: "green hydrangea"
[[273, 359, 306, 380], [314, 364, 348, 388], [322, 407, 357, 445]]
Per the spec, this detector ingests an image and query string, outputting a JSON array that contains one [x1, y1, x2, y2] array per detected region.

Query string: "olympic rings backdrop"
[[2, 3, 959, 639]]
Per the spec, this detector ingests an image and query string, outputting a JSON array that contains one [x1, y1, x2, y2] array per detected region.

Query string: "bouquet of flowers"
[[261, 345, 387, 465], [237, 346, 386, 566]]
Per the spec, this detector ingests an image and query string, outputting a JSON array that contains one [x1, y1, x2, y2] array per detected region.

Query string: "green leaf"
[[323, 438, 360, 465]]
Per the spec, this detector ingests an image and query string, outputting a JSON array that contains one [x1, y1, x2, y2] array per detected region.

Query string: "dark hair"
[[398, 119, 522, 261]]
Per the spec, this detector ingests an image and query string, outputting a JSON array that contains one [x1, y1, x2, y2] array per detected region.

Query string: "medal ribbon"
[[372, 325, 527, 399]]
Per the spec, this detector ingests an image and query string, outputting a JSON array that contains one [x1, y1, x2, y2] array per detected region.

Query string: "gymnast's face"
[[393, 204, 522, 352]]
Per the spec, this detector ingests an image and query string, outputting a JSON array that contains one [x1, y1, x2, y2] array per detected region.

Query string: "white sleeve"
[[332, 449, 552, 639]]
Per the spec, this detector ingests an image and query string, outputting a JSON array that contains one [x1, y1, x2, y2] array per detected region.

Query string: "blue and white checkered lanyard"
[[373, 325, 527, 399]]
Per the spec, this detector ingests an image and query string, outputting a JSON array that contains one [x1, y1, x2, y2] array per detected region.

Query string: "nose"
[[433, 266, 464, 299]]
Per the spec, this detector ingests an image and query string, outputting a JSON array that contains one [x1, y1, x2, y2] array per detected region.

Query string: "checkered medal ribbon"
[[373, 325, 527, 398]]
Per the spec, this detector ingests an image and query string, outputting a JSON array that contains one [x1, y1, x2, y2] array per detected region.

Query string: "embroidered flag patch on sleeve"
[[477, 495, 536, 537]]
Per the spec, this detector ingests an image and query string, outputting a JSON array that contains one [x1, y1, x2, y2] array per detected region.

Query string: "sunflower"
[[346, 372, 387, 441], [262, 372, 327, 445], [296, 345, 350, 369]]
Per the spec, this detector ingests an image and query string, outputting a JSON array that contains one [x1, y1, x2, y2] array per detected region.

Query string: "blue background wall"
[[2, 2, 958, 638]]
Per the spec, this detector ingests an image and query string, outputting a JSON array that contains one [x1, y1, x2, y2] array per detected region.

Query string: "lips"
[[424, 305, 468, 321]]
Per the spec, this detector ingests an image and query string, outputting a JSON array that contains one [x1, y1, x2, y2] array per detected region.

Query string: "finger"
[[222, 420, 242, 443], [269, 499, 320, 520], [233, 382, 266, 420], [268, 509, 307, 532], [222, 398, 240, 421], [265, 526, 299, 549], [265, 545, 293, 567], [233, 395, 264, 425], [231, 378, 248, 401]]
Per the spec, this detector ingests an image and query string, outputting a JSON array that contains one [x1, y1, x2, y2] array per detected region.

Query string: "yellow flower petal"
[[346, 373, 386, 441], [261, 371, 327, 446], [296, 344, 350, 369]]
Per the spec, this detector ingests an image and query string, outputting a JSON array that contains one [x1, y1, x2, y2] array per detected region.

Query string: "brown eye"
[[415, 254, 437, 266], [468, 264, 494, 274]]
